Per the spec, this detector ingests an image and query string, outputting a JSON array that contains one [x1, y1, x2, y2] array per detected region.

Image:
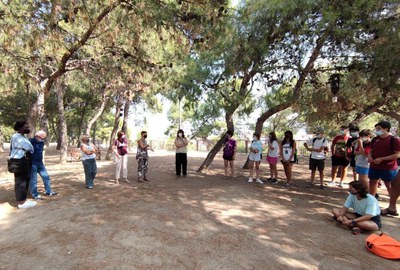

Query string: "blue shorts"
[[368, 168, 398, 182], [355, 165, 369, 175]]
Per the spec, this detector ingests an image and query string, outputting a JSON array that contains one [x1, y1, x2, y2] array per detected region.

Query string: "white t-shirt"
[[306, 137, 329, 160], [282, 143, 295, 161], [267, 140, 279, 157]]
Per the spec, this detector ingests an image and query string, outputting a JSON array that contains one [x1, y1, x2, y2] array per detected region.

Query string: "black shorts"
[[309, 158, 325, 171], [223, 155, 234, 161], [332, 155, 350, 167], [355, 213, 382, 229], [350, 158, 356, 167]]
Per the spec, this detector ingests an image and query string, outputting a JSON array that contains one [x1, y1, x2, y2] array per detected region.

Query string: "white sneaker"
[[18, 200, 37, 209], [328, 181, 336, 187], [256, 178, 263, 184], [248, 177, 253, 183]]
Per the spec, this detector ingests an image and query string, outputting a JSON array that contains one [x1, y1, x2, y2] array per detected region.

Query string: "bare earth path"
[[0, 148, 399, 270]]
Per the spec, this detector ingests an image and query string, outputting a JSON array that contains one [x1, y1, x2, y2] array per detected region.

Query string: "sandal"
[[352, 227, 364, 235], [380, 208, 399, 216]]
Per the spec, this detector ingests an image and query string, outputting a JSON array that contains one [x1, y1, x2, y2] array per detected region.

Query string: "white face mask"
[[360, 137, 368, 142], [253, 136, 257, 141], [178, 133, 183, 137], [339, 130, 346, 135], [375, 130, 384, 136], [317, 134, 323, 139], [350, 132, 359, 137]]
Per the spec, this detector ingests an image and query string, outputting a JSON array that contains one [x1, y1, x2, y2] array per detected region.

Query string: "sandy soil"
[[0, 148, 399, 270]]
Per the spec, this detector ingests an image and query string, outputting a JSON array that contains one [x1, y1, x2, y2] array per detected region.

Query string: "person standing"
[[222, 130, 236, 179], [368, 121, 400, 216], [248, 133, 263, 184], [266, 132, 279, 183], [80, 134, 98, 189], [10, 121, 36, 209], [329, 125, 350, 188], [353, 129, 372, 190], [346, 125, 360, 181], [112, 131, 129, 184], [29, 130, 58, 199], [280, 131, 297, 188], [137, 131, 153, 182], [175, 129, 189, 177], [304, 128, 329, 189]]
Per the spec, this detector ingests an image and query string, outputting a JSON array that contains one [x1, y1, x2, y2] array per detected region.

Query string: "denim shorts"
[[355, 165, 369, 175], [368, 168, 398, 182]]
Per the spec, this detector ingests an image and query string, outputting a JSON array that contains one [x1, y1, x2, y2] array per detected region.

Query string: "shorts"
[[249, 152, 261, 162], [309, 158, 325, 171], [368, 168, 398, 182], [266, 156, 278, 164], [355, 213, 382, 229], [350, 158, 356, 168], [223, 154, 234, 161], [332, 155, 350, 167], [355, 165, 369, 175], [281, 160, 296, 164]]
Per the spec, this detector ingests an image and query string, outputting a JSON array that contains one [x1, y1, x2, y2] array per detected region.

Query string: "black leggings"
[[176, 153, 187, 176]]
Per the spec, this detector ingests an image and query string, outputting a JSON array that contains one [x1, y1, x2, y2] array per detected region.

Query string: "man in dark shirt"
[[29, 130, 58, 200], [346, 124, 360, 181]]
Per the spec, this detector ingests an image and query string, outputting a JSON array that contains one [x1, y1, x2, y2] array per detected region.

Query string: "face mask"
[[178, 133, 183, 137], [375, 130, 384, 136], [349, 190, 358, 195], [350, 132, 359, 137], [253, 136, 257, 141], [23, 129, 30, 134], [143, 135, 147, 139], [360, 137, 368, 142], [37, 138, 44, 142], [339, 130, 345, 135], [317, 134, 323, 139]]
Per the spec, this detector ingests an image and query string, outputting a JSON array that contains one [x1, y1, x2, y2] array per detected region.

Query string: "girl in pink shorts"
[[267, 132, 279, 183]]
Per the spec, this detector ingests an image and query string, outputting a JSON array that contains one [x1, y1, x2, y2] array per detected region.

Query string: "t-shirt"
[[282, 142, 295, 161], [332, 135, 349, 157], [355, 141, 371, 168], [223, 138, 236, 158], [249, 140, 263, 160], [344, 194, 381, 216], [114, 137, 128, 155], [175, 137, 188, 154], [306, 137, 329, 160], [370, 135, 400, 170], [267, 140, 279, 157], [346, 136, 358, 159]]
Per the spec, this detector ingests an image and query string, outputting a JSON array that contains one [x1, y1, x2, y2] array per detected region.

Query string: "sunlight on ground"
[[0, 203, 14, 230], [278, 256, 318, 270]]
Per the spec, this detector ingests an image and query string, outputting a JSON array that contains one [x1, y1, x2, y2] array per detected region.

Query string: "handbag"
[[8, 158, 29, 173]]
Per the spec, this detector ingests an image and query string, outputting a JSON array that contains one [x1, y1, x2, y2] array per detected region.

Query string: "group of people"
[[9, 121, 58, 209], [223, 130, 298, 187], [8, 120, 400, 236]]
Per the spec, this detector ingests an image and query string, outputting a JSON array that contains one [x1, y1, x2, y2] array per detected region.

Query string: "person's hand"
[[337, 216, 344, 222], [343, 219, 352, 226], [372, 158, 382, 164]]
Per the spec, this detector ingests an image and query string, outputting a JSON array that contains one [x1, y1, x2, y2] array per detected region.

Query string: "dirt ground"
[[0, 147, 399, 270]]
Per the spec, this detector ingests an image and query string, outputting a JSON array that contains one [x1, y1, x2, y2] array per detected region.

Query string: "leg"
[[268, 163, 273, 178], [358, 174, 369, 191], [115, 155, 122, 182], [143, 158, 149, 180], [122, 154, 128, 180], [30, 163, 39, 198], [249, 161, 254, 180], [286, 163, 293, 184], [369, 179, 379, 196], [387, 172, 400, 212], [331, 165, 338, 183], [339, 165, 348, 186], [311, 170, 316, 185], [82, 160, 91, 187], [229, 160, 234, 177], [272, 163, 278, 179], [319, 170, 324, 186], [138, 159, 144, 181], [37, 163, 52, 194], [224, 159, 229, 177], [14, 171, 30, 203], [255, 161, 260, 179], [176, 153, 181, 176], [90, 159, 97, 186], [182, 153, 187, 176]]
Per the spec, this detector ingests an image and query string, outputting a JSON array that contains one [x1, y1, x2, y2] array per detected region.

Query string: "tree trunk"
[[197, 110, 235, 172], [121, 99, 131, 133], [0, 126, 4, 152], [85, 91, 109, 135], [105, 98, 124, 160], [55, 82, 68, 164]]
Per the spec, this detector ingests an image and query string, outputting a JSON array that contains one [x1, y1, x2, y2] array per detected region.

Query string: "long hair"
[[349, 181, 368, 198], [281, 130, 295, 148], [269, 132, 277, 143], [177, 129, 185, 138]]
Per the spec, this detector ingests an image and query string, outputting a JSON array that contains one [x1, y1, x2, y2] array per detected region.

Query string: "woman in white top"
[[80, 134, 98, 189], [248, 133, 263, 184], [175, 129, 188, 177], [280, 131, 297, 187], [266, 132, 279, 183]]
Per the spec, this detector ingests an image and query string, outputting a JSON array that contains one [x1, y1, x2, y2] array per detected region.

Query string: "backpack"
[[365, 233, 400, 260], [312, 137, 329, 155]]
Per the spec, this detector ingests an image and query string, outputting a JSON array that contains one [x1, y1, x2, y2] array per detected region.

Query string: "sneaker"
[[271, 178, 278, 184], [248, 177, 253, 183], [45, 192, 58, 196], [284, 183, 291, 188], [87, 186, 93, 189], [337, 184, 343, 188], [267, 177, 273, 182], [328, 181, 336, 187], [18, 200, 37, 209], [124, 178, 130, 183], [33, 195, 43, 200], [319, 185, 325, 190], [256, 178, 263, 184]]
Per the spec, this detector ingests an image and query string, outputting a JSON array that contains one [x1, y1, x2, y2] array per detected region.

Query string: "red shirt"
[[370, 135, 400, 170], [332, 135, 349, 157]]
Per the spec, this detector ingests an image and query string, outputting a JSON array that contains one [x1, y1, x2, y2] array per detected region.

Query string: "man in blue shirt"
[[29, 130, 58, 200]]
